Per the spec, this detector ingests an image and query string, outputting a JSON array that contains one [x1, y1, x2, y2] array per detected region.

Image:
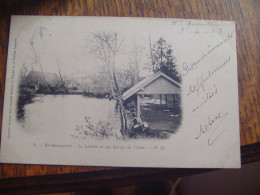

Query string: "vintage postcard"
[[0, 16, 240, 168]]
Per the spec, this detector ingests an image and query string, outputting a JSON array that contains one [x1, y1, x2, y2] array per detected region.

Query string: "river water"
[[17, 95, 122, 139]]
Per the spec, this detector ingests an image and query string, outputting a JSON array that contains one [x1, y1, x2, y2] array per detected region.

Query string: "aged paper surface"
[[0, 16, 240, 168]]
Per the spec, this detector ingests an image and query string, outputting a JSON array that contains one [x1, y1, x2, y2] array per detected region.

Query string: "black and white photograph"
[[17, 25, 182, 140], [0, 16, 240, 168]]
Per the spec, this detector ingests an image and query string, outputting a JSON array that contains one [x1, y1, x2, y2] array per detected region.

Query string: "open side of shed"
[[123, 72, 181, 121]]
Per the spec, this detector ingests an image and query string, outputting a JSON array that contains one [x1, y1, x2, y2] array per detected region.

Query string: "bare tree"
[[127, 39, 144, 86], [89, 32, 128, 139], [29, 28, 51, 91], [19, 63, 28, 87], [58, 61, 69, 93], [149, 35, 155, 72], [30, 39, 45, 78]]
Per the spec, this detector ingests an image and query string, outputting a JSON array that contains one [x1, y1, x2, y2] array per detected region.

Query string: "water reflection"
[[17, 94, 181, 140], [18, 95, 122, 138]]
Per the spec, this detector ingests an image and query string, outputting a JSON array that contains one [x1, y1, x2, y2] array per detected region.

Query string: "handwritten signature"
[[195, 112, 229, 145]]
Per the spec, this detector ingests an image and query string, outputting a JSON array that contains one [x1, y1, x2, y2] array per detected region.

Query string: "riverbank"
[[16, 93, 181, 140], [17, 88, 35, 120]]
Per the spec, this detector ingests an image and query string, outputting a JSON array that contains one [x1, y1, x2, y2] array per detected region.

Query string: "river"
[[17, 95, 122, 139]]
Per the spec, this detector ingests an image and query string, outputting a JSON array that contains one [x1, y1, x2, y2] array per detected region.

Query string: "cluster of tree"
[[89, 32, 129, 138], [20, 26, 181, 138], [149, 37, 181, 82], [88, 33, 181, 139]]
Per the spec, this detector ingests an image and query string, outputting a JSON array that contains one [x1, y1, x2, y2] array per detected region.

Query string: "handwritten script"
[[182, 33, 233, 77], [195, 112, 229, 145]]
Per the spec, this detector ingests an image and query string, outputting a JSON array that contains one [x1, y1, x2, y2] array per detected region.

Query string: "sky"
[[12, 16, 233, 79], [14, 16, 172, 78]]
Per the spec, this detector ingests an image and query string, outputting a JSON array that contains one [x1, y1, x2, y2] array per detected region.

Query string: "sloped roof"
[[26, 71, 61, 86], [122, 72, 181, 101]]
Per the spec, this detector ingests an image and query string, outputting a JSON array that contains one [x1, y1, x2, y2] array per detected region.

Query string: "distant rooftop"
[[26, 71, 61, 86]]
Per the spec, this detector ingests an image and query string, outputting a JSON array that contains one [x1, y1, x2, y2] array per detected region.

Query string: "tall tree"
[[127, 39, 144, 86], [57, 61, 69, 93], [150, 37, 181, 82], [89, 32, 128, 139], [29, 26, 52, 91]]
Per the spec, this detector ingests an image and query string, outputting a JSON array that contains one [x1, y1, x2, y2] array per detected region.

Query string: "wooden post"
[[173, 94, 176, 113], [165, 94, 168, 108], [160, 94, 162, 107], [137, 94, 141, 122]]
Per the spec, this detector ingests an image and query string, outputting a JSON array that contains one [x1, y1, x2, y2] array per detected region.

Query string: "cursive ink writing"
[[187, 56, 231, 97], [172, 20, 229, 34], [195, 112, 228, 145], [192, 85, 218, 113], [187, 75, 206, 97], [172, 20, 224, 27], [182, 33, 233, 77], [202, 56, 231, 84]]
